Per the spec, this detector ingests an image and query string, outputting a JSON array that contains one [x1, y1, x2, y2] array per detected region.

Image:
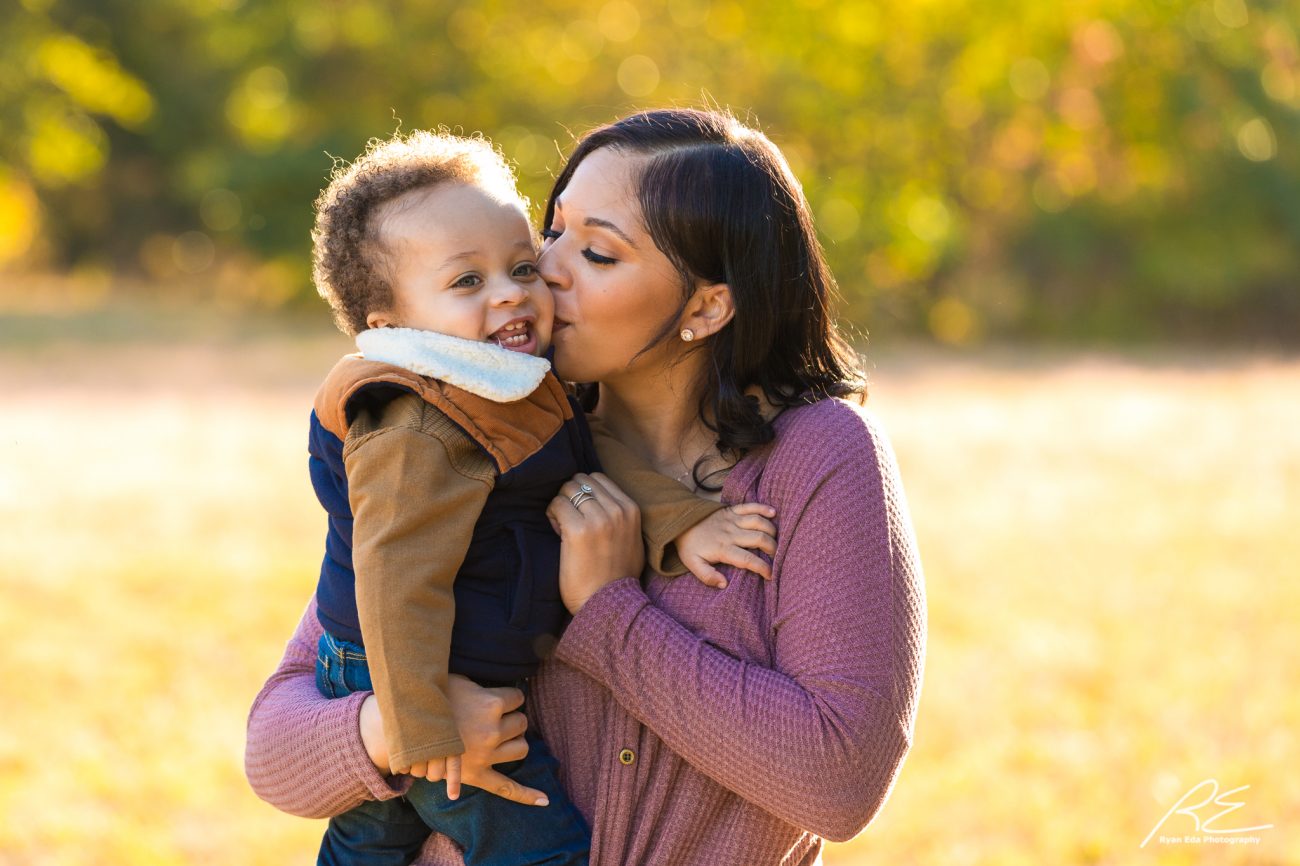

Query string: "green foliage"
[[2, 0, 1298, 342]]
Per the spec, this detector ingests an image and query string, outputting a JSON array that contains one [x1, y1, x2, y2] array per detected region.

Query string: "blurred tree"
[[1, 0, 1297, 341]]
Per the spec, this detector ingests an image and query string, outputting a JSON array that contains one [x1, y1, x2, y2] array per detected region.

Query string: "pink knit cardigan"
[[245, 397, 927, 865]]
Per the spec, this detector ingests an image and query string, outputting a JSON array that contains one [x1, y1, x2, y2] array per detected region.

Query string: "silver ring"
[[579, 483, 594, 494], [569, 491, 595, 509]]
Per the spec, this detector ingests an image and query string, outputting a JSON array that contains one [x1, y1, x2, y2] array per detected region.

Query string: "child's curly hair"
[[311, 130, 528, 335]]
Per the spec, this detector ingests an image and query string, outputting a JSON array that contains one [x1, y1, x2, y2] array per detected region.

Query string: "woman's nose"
[[537, 245, 568, 291]]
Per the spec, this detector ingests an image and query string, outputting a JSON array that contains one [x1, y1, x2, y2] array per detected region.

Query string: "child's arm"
[[588, 414, 776, 585], [345, 395, 492, 788]]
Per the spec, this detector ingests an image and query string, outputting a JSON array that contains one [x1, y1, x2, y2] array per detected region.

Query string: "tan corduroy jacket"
[[314, 355, 723, 771]]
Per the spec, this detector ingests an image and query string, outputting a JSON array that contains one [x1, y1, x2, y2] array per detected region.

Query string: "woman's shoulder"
[[771, 394, 889, 460], [742, 394, 900, 500], [752, 395, 909, 529]]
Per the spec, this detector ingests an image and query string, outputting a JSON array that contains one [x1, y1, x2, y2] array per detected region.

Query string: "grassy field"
[[1, 314, 1295, 865]]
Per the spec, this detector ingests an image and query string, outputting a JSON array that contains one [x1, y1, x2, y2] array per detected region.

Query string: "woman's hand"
[[358, 676, 550, 806], [359, 692, 391, 774], [547, 472, 644, 614], [447, 676, 549, 806]]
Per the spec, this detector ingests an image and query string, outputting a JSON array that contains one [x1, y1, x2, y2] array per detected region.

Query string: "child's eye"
[[582, 249, 617, 266], [451, 273, 482, 289], [512, 262, 539, 278]]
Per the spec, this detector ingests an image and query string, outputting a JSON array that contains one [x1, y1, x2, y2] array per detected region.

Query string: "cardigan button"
[[618, 748, 636, 766]]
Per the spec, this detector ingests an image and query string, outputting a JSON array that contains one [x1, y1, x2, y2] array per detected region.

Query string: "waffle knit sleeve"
[[554, 404, 926, 841], [244, 596, 415, 819]]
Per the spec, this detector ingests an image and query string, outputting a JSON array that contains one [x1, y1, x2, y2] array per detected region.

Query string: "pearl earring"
[[680, 328, 695, 342]]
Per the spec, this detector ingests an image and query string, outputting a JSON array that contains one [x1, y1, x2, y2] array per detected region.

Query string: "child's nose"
[[490, 277, 528, 304]]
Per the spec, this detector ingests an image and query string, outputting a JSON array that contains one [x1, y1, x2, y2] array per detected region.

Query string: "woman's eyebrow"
[[584, 217, 638, 249]]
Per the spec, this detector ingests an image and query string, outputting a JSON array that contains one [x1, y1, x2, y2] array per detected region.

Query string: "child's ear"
[[365, 310, 394, 330]]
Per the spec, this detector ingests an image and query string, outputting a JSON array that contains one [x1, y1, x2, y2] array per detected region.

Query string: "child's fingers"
[[735, 528, 778, 556], [445, 755, 462, 800], [719, 547, 773, 580], [684, 554, 728, 589], [729, 502, 776, 518], [405, 761, 425, 779], [734, 515, 778, 539], [425, 759, 446, 783]]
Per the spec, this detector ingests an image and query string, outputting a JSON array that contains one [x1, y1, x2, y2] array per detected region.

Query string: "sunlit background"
[[1, 0, 1297, 863]]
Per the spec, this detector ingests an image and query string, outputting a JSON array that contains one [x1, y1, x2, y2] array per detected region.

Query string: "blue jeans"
[[315, 632, 590, 866]]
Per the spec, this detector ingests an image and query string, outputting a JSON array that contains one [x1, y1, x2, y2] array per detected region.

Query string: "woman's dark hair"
[[544, 108, 868, 489]]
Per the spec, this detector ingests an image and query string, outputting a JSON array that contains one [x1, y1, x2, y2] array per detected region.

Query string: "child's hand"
[[676, 503, 777, 588], [397, 755, 464, 799]]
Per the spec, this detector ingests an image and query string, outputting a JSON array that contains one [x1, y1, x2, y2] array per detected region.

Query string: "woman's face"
[[538, 147, 684, 385]]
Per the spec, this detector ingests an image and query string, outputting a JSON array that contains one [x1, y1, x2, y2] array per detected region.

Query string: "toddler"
[[305, 130, 777, 866]]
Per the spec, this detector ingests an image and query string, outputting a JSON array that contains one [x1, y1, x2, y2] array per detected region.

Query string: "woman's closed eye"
[[581, 248, 616, 266], [541, 225, 616, 266]]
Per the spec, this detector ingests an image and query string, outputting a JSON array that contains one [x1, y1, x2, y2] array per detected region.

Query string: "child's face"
[[366, 182, 553, 356]]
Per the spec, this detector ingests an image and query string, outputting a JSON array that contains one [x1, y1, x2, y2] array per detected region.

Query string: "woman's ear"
[[681, 282, 735, 340]]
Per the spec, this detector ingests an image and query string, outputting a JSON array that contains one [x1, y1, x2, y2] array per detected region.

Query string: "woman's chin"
[[550, 346, 581, 382]]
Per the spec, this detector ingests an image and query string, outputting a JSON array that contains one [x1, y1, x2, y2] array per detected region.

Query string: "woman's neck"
[[593, 356, 718, 480]]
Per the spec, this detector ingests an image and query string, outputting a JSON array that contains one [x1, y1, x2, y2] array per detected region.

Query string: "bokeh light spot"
[[1213, 0, 1249, 29], [1077, 20, 1124, 65], [617, 55, 660, 97], [928, 297, 980, 345], [1236, 117, 1276, 162], [1033, 175, 1070, 213], [25, 100, 107, 186], [819, 198, 860, 243], [200, 189, 242, 232], [173, 231, 215, 275], [598, 1, 641, 42], [1260, 63, 1296, 104], [0, 171, 41, 265], [907, 196, 952, 245], [1009, 58, 1051, 101]]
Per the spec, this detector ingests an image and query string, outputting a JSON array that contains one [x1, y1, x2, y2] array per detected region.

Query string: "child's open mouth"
[[490, 318, 537, 354]]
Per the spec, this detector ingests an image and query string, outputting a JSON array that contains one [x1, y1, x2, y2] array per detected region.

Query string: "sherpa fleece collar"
[[355, 327, 551, 404]]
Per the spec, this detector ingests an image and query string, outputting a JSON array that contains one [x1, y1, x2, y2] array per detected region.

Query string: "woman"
[[246, 108, 926, 865]]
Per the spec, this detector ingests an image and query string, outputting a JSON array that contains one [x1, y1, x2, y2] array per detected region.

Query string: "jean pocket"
[[315, 651, 338, 699], [339, 651, 373, 693]]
